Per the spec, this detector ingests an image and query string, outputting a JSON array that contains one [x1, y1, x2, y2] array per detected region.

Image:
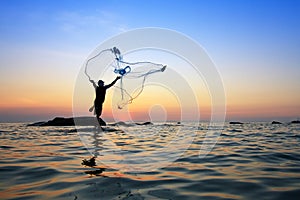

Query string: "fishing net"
[[85, 47, 166, 110]]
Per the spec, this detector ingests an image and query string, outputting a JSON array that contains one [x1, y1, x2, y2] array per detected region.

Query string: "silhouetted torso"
[[95, 86, 107, 105]]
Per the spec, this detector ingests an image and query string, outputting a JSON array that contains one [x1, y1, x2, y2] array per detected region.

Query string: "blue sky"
[[1, 0, 299, 52], [0, 0, 299, 122]]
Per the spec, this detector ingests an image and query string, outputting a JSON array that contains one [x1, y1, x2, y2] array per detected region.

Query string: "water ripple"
[[0, 122, 299, 199]]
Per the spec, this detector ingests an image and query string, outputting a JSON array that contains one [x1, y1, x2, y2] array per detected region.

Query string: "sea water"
[[0, 122, 299, 199]]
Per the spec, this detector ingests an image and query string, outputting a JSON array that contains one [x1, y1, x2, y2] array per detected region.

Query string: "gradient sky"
[[0, 0, 299, 122]]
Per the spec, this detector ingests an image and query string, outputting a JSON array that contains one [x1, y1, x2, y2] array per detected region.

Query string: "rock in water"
[[229, 121, 243, 125], [28, 116, 106, 126], [290, 120, 300, 124], [271, 121, 282, 124]]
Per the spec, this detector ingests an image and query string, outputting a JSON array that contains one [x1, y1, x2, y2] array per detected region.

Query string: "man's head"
[[98, 80, 104, 86]]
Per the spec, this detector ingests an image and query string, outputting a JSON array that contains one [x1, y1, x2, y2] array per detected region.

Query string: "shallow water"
[[0, 122, 300, 199]]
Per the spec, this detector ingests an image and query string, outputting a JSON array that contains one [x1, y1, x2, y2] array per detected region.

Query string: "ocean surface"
[[0, 122, 300, 199]]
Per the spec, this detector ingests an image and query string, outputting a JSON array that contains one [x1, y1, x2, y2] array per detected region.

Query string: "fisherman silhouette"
[[89, 76, 121, 125]]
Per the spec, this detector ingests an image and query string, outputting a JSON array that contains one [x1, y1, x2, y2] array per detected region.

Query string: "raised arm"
[[89, 80, 97, 89], [105, 76, 121, 89]]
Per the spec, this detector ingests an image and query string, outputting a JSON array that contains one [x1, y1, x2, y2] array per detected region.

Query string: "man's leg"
[[96, 105, 104, 129]]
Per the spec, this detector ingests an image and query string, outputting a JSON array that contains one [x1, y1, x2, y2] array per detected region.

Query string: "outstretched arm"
[[90, 80, 97, 89], [105, 76, 121, 89]]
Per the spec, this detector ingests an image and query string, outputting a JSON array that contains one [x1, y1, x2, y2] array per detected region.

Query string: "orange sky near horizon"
[[1, 77, 299, 122]]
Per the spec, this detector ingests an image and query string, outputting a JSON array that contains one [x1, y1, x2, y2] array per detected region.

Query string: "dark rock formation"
[[290, 120, 300, 124], [29, 117, 156, 127], [271, 121, 282, 124], [229, 121, 243, 125], [28, 117, 106, 126]]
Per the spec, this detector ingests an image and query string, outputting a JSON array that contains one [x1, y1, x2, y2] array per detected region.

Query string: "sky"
[[0, 0, 299, 122]]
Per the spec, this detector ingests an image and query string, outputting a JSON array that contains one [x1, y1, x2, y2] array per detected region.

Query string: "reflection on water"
[[78, 123, 194, 172], [0, 122, 300, 199]]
